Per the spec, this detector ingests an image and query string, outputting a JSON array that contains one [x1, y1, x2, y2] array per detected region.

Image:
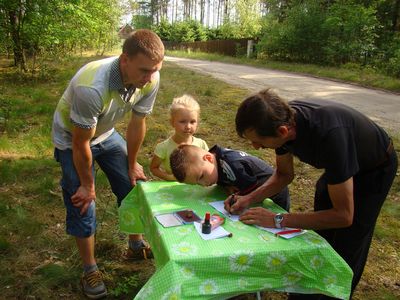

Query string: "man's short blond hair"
[[169, 94, 200, 117], [170, 144, 202, 182], [123, 29, 164, 62]]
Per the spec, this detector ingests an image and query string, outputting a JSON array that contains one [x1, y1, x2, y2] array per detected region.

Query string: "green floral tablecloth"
[[119, 181, 353, 300]]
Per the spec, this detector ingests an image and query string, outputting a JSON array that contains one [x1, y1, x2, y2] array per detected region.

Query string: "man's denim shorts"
[[54, 131, 132, 238]]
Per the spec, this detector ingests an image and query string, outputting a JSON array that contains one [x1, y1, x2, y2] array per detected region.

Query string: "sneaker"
[[125, 241, 154, 261], [81, 270, 107, 299]]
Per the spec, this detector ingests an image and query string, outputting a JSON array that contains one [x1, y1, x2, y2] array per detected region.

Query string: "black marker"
[[228, 194, 235, 217]]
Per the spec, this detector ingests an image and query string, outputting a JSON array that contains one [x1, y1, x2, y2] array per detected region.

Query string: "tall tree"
[[0, 0, 30, 70]]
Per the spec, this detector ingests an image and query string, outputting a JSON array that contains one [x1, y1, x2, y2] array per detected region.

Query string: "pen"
[[229, 194, 236, 206], [228, 194, 235, 217], [275, 229, 302, 236]]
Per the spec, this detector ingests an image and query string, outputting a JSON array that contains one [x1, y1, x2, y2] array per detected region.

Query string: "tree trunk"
[[200, 0, 205, 25], [393, 0, 400, 31], [224, 0, 229, 23], [8, 8, 26, 71]]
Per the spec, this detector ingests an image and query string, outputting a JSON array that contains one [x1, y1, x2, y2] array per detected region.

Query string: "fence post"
[[247, 40, 254, 58]]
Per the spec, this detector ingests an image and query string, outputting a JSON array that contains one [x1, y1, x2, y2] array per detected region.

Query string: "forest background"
[[2, 0, 400, 79]]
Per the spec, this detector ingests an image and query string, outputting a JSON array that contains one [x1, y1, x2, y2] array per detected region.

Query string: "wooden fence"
[[163, 39, 252, 57]]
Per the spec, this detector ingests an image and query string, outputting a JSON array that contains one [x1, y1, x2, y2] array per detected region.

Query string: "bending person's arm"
[[126, 112, 148, 186], [240, 177, 354, 230], [71, 126, 96, 215]]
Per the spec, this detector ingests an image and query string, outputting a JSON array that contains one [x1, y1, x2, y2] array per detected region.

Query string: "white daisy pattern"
[[310, 255, 324, 269], [180, 265, 195, 278], [120, 211, 136, 226], [238, 277, 249, 289], [136, 283, 154, 300], [156, 193, 175, 202], [181, 186, 193, 194], [172, 242, 198, 257], [199, 279, 218, 295], [304, 234, 326, 248], [230, 222, 246, 229], [174, 226, 193, 236], [238, 236, 251, 243], [159, 203, 178, 210], [283, 272, 302, 286], [323, 274, 337, 287], [267, 253, 287, 270], [161, 285, 181, 300], [258, 233, 273, 242], [262, 283, 273, 290], [229, 250, 254, 272], [199, 200, 210, 206]]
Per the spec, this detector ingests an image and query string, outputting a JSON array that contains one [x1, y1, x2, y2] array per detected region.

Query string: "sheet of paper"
[[256, 226, 306, 239], [209, 201, 240, 221], [194, 222, 232, 240], [155, 213, 183, 227]]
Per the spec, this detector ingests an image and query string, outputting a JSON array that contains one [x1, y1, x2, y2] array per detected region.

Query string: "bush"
[[323, 1, 379, 65], [257, 0, 327, 63]]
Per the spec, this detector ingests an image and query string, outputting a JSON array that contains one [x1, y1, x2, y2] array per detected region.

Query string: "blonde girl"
[[150, 95, 208, 180]]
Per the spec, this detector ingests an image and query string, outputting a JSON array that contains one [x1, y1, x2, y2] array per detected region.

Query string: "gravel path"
[[166, 56, 400, 133]]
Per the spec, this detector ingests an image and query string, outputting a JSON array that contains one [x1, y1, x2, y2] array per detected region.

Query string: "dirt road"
[[166, 56, 400, 132]]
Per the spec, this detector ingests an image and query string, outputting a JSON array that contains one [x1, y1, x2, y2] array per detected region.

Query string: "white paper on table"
[[194, 222, 232, 240], [256, 225, 306, 239], [208, 200, 240, 221], [155, 213, 182, 227]]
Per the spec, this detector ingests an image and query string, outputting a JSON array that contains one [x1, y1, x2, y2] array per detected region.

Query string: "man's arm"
[[240, 177, 354, 230], [70, 126, 96, 215], [227, 152, 295, 213], [126, 112, 148, 186]]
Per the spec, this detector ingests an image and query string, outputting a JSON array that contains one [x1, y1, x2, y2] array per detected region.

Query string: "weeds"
[[109, 274, 140, 297]]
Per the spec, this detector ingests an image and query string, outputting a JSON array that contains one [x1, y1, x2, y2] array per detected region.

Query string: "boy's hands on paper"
[[240, 207, 275, 227]]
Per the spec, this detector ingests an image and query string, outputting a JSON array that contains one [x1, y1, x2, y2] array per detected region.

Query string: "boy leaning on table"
[[169, 144, 290, 211]]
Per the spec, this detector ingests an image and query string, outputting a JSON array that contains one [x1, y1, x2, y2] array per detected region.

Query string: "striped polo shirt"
[[52, 56, 160, 150]]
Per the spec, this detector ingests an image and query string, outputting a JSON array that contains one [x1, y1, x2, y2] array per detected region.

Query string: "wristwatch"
[[274, 213, 284, 228]]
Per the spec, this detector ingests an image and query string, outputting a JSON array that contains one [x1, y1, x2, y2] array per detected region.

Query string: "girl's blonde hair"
[[169, 94, 200, 117]]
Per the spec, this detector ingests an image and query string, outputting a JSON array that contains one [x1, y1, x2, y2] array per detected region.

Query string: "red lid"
[[205, 212, 210, 220]]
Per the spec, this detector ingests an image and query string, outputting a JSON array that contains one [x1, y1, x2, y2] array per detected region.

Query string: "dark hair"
[[235, 89, 295, 138], [122, 29, 164, 62], [170, 144, 193, 182]]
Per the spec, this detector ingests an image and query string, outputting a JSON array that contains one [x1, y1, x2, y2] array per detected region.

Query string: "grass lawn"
[[0, 54, 399, 299]]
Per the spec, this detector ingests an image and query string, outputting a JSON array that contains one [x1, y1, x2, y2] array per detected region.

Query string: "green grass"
[[0, 54, 399, 299], [166, 50, 400, 93]]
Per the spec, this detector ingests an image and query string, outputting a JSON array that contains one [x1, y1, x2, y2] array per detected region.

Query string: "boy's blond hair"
[[169, 94, 200, 117]]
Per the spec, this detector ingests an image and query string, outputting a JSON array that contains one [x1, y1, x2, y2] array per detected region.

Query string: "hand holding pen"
[[224, 193, 236, 214], [224, 193, 250, 215]]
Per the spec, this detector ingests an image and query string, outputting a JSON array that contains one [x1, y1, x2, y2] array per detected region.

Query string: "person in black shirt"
[[228, 88, 398, 299], [169, 144, 290, 211]]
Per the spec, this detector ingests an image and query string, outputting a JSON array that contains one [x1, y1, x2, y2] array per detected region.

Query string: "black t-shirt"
[[275, 100, 390, 184], [210, 145, 274, 194]]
